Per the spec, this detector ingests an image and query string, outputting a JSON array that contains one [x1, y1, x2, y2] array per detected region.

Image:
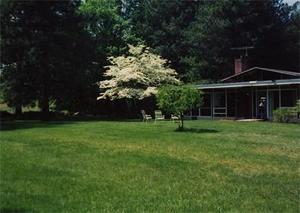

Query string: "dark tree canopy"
[[0, 0, 98, 119], [0, 0, 298, 118], [126, 0, 299, 81]]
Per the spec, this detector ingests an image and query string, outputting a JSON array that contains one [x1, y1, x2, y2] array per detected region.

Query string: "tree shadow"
[[0, 208, 36, 213], [174, 128, 219, 134], [0, 119, 145, 131], [0, 120, 76, 131]]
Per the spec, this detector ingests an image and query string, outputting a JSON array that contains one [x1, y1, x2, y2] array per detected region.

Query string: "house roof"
[[196, 78, 300, 90], [221, 67, 300, 82]]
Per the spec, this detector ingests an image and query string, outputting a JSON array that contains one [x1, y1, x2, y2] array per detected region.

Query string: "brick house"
[[189, 58, 300, 120]]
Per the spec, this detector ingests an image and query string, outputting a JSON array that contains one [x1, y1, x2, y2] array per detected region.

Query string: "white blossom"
[[98, 44, 180, 100]]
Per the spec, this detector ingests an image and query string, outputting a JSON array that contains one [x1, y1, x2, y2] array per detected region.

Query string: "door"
[[237, 90, 252, 118]]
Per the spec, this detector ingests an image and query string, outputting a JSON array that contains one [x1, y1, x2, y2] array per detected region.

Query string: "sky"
[[283, 0, 298, 5]]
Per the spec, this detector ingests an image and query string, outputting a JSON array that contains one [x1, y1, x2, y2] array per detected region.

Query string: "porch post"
[[212, 90, 214, 118], [199, 92, 201, 117], [266, 87, 269, 119], [235, 88, 238, 117], [251, 87, 254, 118], [225, 89, 227, 118], [279, 85, 281, 108], [255, 87, 258, 118]]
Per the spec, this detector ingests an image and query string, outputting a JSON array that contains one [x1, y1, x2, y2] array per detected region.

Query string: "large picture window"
[[281, 90, 297, 107], [213, 92, 226, 117], [213, 92, 225, 107], [200, 93, 211, 116]]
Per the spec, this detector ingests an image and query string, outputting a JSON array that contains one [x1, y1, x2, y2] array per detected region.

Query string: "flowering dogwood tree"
[[97, 45, 180, 100]]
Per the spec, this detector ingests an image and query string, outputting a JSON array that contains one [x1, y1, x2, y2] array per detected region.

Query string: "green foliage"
[[0, 0, 98, 118], [183, 0, 299, 80], [273, 108, 294, 123], [273, 99, 300, 123], [79, 0, 141, 57], [296, 99, 300, 113], [127, 0, 199, 81], [128, 0, 298, 81], [0, 64, 36, 109], [157, 85, 202, 129]]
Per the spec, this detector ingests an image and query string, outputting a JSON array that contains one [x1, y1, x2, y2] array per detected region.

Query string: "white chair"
[[141, 110, 152, 122], [171, 114, 180, 123], [155, 110, 165, 123]]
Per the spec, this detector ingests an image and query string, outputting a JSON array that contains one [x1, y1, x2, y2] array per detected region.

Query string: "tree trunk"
[[40, 42, 50, 121], [132, 99, 137, 118], [40, 87, 50, 121], [126, 99, 131, 117], [179, 113, 184, 130], [14, 61, 23, 118], [15, 104, 22, 118]]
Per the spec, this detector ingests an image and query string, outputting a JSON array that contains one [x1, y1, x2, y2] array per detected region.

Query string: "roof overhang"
[[196, 79, 300, 90], [221, 67, 300, 82]]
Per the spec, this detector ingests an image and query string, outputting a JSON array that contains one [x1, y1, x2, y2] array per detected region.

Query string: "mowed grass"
[[0, 120, 299, 212]]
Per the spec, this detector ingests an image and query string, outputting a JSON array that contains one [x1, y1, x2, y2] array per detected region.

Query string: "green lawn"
[[0, 120, 299, 212]]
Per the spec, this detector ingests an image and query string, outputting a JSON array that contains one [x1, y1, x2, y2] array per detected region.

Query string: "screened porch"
[[187, 80, 300, 119]]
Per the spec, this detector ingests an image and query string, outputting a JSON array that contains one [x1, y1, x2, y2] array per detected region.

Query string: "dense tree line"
[[128, 0, 299, 80], [0, 0, 98, 119], [0, 0, 299, 119]]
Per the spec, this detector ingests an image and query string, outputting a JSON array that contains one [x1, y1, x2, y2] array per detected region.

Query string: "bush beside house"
[[273, 99, 300, 123]]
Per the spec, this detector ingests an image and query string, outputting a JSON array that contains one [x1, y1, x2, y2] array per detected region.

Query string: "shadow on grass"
[[0, 119, 142, 131], [0, 208, 36, 213], [174, 128, 219, 134], [0, 120, 76, 131]]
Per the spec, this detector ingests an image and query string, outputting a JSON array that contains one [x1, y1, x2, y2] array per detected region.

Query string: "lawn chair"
[[141, 110, 152, 122], [155, 110, 165, 123], [171, 114, 180, 123]]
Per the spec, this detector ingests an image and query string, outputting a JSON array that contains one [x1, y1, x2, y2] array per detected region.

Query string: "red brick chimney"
[[234, 56, 249, 74], [234, 58, 242, 74]]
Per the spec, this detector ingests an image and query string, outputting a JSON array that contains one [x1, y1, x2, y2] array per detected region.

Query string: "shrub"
[[296, 99, 300, 113], [273, 108, 293, 123]]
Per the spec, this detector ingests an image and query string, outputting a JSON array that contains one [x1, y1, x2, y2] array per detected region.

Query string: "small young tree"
[[157, 85, 202, 130], [97, 44, 180, 101]]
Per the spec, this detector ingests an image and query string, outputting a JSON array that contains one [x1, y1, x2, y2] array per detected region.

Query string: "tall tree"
[[127, 0, 200, 80], [79, 0, 141, 62], [0, 0, 37, 116], [78, 0, 144, 116], [1, 0, 95, 119], [184, 0, 299, 80], [126, 0, 299, 81]]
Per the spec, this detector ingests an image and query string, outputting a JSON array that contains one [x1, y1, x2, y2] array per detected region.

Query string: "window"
[[281, 90, 297, 107], [213, 92, 225, 107], [200, 93, 211, 116]]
